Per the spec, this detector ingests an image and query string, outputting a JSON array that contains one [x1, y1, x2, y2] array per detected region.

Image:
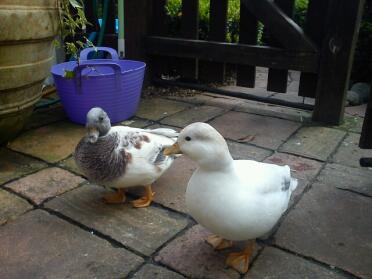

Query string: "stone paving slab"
[[5, 167, 85, 205], [23, 105, 66, 130], [275, 167, 372, 279], [227, 141, 273, 161], [0, 210, 143, 279], [155, 225, 240, 279], [245, 247, 347, 279], [0, 148, 47, 185], [0, 189, 32, 225], [234, 100, 312, 123], [152, 156, 197, 214], [279, 126, 346, 161], [45, 184, 189, 256], [210, 111, 301, 149], [333, 116, 364, 133], [166, 93, 215, 105], [132, 264, 186, 279], [8, 121, 85, 163], [202, 96, 242, 110], [161, 105, 226, 128], [331, 133, 372, 168], [58, 156, 84, 176], [136, 98, 191, 121], [317, 163, 372, 197]]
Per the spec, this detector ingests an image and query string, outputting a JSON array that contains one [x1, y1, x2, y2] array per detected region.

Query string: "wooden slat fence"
[[84, 0, 365, 125]]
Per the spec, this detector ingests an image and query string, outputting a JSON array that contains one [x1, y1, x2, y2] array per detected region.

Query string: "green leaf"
[[69, 0, 83, 9], [52, 39, 61, 47], [63, 70, 75, 79]]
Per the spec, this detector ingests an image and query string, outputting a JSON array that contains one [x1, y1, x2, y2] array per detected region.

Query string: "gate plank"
[[313, 0, 365, 124], [267, 0, 295, 93], [242, 0, 316, 52], [178, 0, 199, 81], [124, 0, 154, 85], [149, 0, 168, 79], [299, 0, 330, 98], [236, 0, 258, 88], [199, 0, 228, 83], [146, 36, 319, 72]]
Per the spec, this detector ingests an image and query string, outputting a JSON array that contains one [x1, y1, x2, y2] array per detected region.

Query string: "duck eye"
[[185, 136, 191, 141], [98, 116, 104, 122]]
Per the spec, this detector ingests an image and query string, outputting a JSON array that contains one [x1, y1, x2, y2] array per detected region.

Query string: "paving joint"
[[271, 244, 362, 279], [41, 207, 150, 259]]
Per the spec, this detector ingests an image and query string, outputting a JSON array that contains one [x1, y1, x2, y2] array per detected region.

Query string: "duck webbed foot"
[[206, 235, 233, 250], [226, 240, 255, 273], [132, 185, 155, 208], [103, 188, 126, 204]]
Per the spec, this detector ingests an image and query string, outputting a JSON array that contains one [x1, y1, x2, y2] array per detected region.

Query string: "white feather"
[[176, 122, 297, 241]]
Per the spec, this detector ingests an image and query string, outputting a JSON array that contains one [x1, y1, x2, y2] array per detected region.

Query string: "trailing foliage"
[[293, 0, 308, 27], [56, 0, 94, 60], [165, 0, 309, 43]]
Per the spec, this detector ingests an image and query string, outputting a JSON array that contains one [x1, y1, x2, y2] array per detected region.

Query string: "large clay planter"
[[0, 0, 59, 144]]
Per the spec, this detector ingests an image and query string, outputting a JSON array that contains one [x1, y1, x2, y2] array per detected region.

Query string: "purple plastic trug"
[[51, 47, 146, 124]]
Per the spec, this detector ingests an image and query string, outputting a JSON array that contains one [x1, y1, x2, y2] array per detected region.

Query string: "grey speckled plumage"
[[74, 107, 178, 190], [74, 132, 130, 183]]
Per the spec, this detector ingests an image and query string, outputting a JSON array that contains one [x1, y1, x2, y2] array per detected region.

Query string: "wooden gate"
[[86, 0, 365, 125]]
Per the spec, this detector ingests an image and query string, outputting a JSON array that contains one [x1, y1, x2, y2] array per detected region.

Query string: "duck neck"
[[198, 151, 234, 172]]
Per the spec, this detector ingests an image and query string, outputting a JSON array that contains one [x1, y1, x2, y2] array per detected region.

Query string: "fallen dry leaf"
[[237, 135, 256, 143]]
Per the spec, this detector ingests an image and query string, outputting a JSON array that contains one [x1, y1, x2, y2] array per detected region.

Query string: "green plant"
[[165, 0, 182, 37], [165, 0, 308, 44], [293, 0, 308, 27], [226, 0, 240, 43], [56, 0, 94, 60]]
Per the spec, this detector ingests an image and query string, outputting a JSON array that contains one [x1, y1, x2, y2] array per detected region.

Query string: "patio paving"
[[1, 91, 372, 279]]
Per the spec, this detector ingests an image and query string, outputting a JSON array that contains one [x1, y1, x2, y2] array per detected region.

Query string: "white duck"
[[164, 122, 297, 273], [75, 107, 178, 207]]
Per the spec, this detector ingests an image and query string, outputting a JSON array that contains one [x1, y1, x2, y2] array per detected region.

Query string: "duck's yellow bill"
[[163, 143, 182, 155]]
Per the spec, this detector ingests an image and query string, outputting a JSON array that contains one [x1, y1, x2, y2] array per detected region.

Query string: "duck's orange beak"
[[163, 143, 182, 155]]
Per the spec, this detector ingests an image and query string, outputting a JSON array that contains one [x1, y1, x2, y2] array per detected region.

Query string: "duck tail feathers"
[[282, 165, 297, 192], [290, 177, 298, 192], [146, 128, 179, 138]]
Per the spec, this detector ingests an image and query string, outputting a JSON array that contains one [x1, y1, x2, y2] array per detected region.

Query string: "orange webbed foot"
[[206, 235, 233, 250], [131, 185, 155, 208], [226, 240, 255, 273], [103, 189, 126, 204]]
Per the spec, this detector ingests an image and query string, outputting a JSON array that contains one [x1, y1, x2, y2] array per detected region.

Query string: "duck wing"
[[112, 126, 178, 165], [234, 160, 297, 194]]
